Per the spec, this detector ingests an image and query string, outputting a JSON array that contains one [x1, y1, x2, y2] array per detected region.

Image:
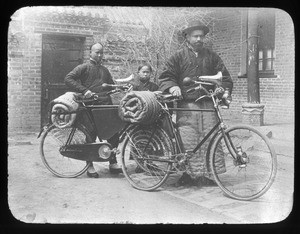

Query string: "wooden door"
[[41, 34, 85, 126]]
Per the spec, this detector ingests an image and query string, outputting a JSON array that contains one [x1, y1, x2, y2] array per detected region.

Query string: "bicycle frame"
[[40, 100, 132, 162], [90, 79, 276, 199], [82, 104, 127, 140], [43, 85, 239, 165], [143, 94, 239, 167]]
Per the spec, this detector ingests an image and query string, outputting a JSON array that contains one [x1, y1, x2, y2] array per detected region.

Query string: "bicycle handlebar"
[[102, 83, 133, 96], [74, 93, 99, 103], [156, 93, 182, 103], [182, 76, 232, 107], [75, 83, 133, 104], [183, 76, 227, 87]]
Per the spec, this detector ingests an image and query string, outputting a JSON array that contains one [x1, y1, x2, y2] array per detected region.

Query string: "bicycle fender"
[[119, 124, 139, 143], [37, 123, 52, 138], [119, 124, 163, 143]]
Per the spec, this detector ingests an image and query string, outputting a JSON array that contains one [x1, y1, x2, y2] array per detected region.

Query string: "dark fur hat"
[[182, 20, 209, 36]]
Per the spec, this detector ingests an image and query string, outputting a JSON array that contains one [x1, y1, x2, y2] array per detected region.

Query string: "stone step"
[[258, 124, 294, 157], [269, 139, 294, 158], [225, 122, 294, 158], [225, 122, 294, 141], [258, 124, 294, 142]]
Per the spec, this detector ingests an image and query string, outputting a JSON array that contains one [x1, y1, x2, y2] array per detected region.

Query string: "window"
[[257, 9, 276, 77], [239, 9, 277, 78], [259, 48, 275, 72]]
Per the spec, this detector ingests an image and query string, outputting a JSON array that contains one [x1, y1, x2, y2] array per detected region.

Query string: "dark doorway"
[[41, 34, 85, 127]]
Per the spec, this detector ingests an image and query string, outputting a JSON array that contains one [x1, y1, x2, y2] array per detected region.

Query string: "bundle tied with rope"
[[118, 91, 162, 125], [50, 92, 80, 128]]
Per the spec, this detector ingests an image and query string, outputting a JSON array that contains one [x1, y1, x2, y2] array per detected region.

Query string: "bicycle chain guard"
[[59, 142, 114, 162]]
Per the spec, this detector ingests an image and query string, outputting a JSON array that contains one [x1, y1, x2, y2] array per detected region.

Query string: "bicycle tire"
[[40, 124, 92, 178], [121, 125, 175, 191], [209, 124, 277, 201]]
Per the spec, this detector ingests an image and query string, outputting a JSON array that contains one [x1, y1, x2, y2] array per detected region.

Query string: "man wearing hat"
[[158, 20, 233, 186]]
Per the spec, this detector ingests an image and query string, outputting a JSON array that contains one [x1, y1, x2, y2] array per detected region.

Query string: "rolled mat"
[[118, 91, 162, 125], [51, 92, 80, 128]]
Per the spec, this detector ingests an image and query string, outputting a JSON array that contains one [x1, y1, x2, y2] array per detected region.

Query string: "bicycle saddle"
[[198, 77, 222, 87], [115, 74, 134, 83]]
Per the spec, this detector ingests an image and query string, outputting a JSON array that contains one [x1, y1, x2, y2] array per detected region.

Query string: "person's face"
[[90, 43, 104, 63], [186, 29, 206, 51], [138, 66, 151, 82]]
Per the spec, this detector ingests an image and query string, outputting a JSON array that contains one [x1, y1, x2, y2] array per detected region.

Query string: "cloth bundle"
[[118, 91, 162, 125], [51, 92, 80, 128]]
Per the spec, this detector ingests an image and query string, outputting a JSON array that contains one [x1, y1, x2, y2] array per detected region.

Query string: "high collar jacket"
[[130, 75, 159, 92], [65, 60, 114, 104], [158, 45, 233, 100]]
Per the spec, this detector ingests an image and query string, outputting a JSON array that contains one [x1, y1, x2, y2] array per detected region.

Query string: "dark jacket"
[[158, 45, 233, 100], [65, 59, 114, 104]]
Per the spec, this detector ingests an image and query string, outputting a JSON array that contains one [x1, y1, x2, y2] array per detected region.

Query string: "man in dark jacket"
[[158, 20, 233, 186], [65, 42, 122, 178]]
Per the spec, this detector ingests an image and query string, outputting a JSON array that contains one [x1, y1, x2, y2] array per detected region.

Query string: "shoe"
[[135, 165, 144, 173], [198, 177, 217, 186], [87, 171, 99, 178], [173, 173, 194, 187], [169, 167, 177, 174], [109, 163, 123, 174]]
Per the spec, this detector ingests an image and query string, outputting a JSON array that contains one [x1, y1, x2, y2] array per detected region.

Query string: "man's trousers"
[[176, 100, 226, 179]]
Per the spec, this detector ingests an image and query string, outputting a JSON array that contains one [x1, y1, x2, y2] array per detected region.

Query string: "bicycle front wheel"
[[121, 125, 175, 191], [210, 125, 277, 200], [40, 124, 92, 178]]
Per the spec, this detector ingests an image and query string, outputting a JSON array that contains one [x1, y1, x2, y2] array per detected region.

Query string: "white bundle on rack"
[[51, 92, 80, 128]]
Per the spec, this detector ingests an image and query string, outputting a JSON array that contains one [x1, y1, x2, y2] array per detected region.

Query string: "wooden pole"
[[247, 9, 260, 103], [242, 9, 265, 126]]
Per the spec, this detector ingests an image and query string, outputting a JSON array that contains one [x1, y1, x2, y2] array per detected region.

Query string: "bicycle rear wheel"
[[210, 125, 277, 200], [40, 124, 92, 178], [121, 125, 175, 191]]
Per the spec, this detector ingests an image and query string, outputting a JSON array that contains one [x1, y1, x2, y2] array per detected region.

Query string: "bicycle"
[[120, 75, 277, 201], [38, 82, 133, 178], [39, 75, 277, 201]]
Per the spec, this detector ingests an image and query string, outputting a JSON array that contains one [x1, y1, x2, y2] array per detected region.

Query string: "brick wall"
[[262, 9, 294, 123], [8, 7, 149, 133], [103, 23, 149, 78], [8, 7, 294, 133], [210, 8, 294, 124], [210, 9, 247, 122], [8, 14, 43, 132]]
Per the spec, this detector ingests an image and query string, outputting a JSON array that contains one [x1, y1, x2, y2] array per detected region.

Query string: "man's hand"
[[215, 87, 225, 98], [169, 86, 182, 97], [83, 90, 94, 99]]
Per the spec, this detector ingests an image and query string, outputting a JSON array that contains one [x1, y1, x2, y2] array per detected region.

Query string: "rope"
[[51, 92, 79, 128], [118, 91, 162, 125]]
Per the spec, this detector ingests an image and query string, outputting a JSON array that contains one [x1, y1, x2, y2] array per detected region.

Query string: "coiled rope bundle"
[[51, 92, 79, 128], [118, 91, 162, 125]]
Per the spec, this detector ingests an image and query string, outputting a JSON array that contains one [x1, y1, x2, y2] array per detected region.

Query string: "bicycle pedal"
[[185, 150, 194, 158]]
